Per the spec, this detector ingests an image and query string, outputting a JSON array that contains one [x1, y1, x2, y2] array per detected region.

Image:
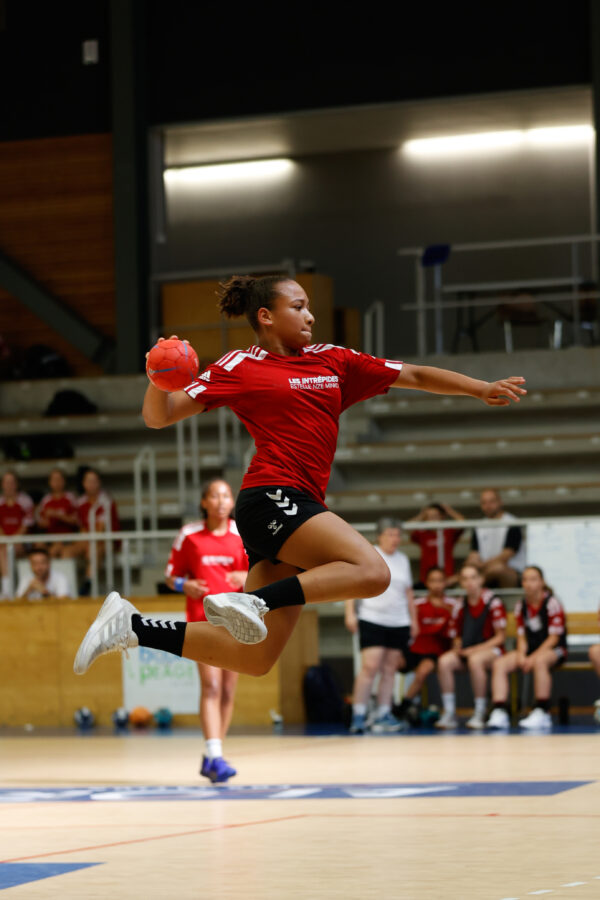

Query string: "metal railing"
[[2, 515, 599, 610], [398, 233, 600, 356], [363, 300, 385, 357]]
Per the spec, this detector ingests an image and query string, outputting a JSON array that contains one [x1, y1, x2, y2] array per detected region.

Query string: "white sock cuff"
[[205, 738, 223, 759]]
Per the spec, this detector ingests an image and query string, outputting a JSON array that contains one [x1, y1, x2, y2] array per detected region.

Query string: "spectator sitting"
[[36, 468, 79, 557], [16, 548, 74, 600], [409, 502, 464, 588], [0, 470, 35, 582], [466, 488, 526, 588], [395, 566, 461, 724], [435, 563, 507, 730], [64, 468, 120, 595], [487, 565, 567, 731]]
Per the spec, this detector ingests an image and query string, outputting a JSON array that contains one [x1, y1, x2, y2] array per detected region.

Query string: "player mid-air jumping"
[[74, 274, 526, 678]]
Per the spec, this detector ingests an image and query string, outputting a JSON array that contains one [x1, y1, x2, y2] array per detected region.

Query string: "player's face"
[[423, 506, 443, 521], [269, 282, 315, 349], [459, 566, 483, 598], [201, 480, 234, 522], [2, 473, 17, 497], [522, 567, 544, 598], [378, 527, 402, 554], [82, 471, 101, 496], [426, 570, 445, 596], [480, 490, 501, 518], [49, 470, 66, 493], [30, 553, 50, 580]]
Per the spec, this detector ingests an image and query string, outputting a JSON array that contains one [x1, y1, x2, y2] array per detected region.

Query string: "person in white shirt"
[[345, 518, 416, 734], [466, 488, 526, 588], [17, 548, 73, 600]]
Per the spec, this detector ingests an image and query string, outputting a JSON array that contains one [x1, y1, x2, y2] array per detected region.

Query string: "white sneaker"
[[73, 591, 139, 675], [487, 707, 510, 730], [466, 711, 486, 730], [203, 592, 268, 644], [519, 707, 552, 730], [435, 711, 458, 730], [593, 699, 600, 725]]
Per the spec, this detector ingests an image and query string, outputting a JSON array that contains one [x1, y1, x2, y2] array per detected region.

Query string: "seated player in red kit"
[[36, 468, 79, 557], [0, 471, 34, 586], [409, 503, 464, 587], [488, 565, 567, 731], [396, 567, 459, 724], [436, 564, 507, 730]]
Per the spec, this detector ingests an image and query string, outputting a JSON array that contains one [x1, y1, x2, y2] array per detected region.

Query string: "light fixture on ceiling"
[[164, 158, 295, 185], [403, 124, 594, 157]]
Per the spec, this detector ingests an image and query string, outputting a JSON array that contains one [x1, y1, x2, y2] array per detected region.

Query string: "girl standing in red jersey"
[[165, 478, 248, 782], [74, 275, 527, 679], [488, 565, 567, 731], [396, 566, 460, 724]]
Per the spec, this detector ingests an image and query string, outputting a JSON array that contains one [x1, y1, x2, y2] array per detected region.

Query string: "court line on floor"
[[0, 814, 307, 863]]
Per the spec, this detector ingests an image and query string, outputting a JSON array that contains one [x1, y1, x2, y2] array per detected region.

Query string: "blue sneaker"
[[349, 712, 368, 734], [200, 756, 237, 783], [370, 712, 408, 734]]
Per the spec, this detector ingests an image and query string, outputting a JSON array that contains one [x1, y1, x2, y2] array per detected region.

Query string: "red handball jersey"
[[165, 520, 248, 622], [0, 493, 34, 535], [448, 589, 507, 647], [37, 492, 78, 534], [410, 596, 461, 657], [76, 491, 120, 532], [184, 344, 402, 503], [411, 528, 463, 582]]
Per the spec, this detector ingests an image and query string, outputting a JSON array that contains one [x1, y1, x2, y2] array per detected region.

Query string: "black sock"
[[131, 614, 187, 657], [253, 576, 306, 611], [494, 702, 510, 713], [535, 698, 551, 712]]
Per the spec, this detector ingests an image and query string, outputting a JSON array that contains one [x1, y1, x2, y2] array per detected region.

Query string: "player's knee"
[[357, 556, 390, 598], [201, 678, 220, 699], [221, 684, 236, 705]]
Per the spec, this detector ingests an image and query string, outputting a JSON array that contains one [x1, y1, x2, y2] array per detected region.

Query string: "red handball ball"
[[146, 339, 199, 392]]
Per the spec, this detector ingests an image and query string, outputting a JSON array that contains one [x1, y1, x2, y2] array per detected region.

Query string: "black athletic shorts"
[[235, 485, 328, 569], [358, 620, 412, 653], [400, 649, 439, 672]]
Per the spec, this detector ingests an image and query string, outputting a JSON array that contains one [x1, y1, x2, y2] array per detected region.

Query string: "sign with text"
[[121, 612, 200, 713]]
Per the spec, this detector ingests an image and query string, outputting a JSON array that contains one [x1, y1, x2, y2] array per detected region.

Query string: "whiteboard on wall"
[[527, 520, 600, 612], [121, 611, 200, 714]]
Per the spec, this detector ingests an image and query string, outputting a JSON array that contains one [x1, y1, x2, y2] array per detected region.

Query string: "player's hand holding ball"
[[146, 335, 199, 392]]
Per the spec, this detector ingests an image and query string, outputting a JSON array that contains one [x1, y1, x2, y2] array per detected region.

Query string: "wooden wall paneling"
[[0, 134, 116, 375]]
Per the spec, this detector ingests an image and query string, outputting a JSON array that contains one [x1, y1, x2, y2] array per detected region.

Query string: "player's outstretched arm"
[[393, 364, 526, 407], [142, 383, 202, 429]]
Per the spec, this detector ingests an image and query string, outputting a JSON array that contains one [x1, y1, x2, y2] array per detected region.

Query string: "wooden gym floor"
[[0, 728, 599, 899]]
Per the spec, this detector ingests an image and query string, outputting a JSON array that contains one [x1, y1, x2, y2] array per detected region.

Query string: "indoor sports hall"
[[1, 3, 600, 898]]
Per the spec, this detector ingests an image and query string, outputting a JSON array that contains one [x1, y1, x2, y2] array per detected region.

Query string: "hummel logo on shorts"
[[266, 489, 298, 516], [268, 520, 283, 536]]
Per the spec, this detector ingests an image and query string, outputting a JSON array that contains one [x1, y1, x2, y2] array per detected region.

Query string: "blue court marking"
[[0, 781, 589, 803], [0, 863, 100, 890]]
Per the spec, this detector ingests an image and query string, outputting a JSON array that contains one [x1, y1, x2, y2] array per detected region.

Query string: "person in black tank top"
[[436, 564, 507, 730], [488, 566, 567, 731]]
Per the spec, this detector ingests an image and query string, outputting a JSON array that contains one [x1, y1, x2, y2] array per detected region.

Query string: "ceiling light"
[[164, 158, 294, 185], [403, 125, 593, 157], [526, 124, 594, 145], [403, 131, 523, 157]]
